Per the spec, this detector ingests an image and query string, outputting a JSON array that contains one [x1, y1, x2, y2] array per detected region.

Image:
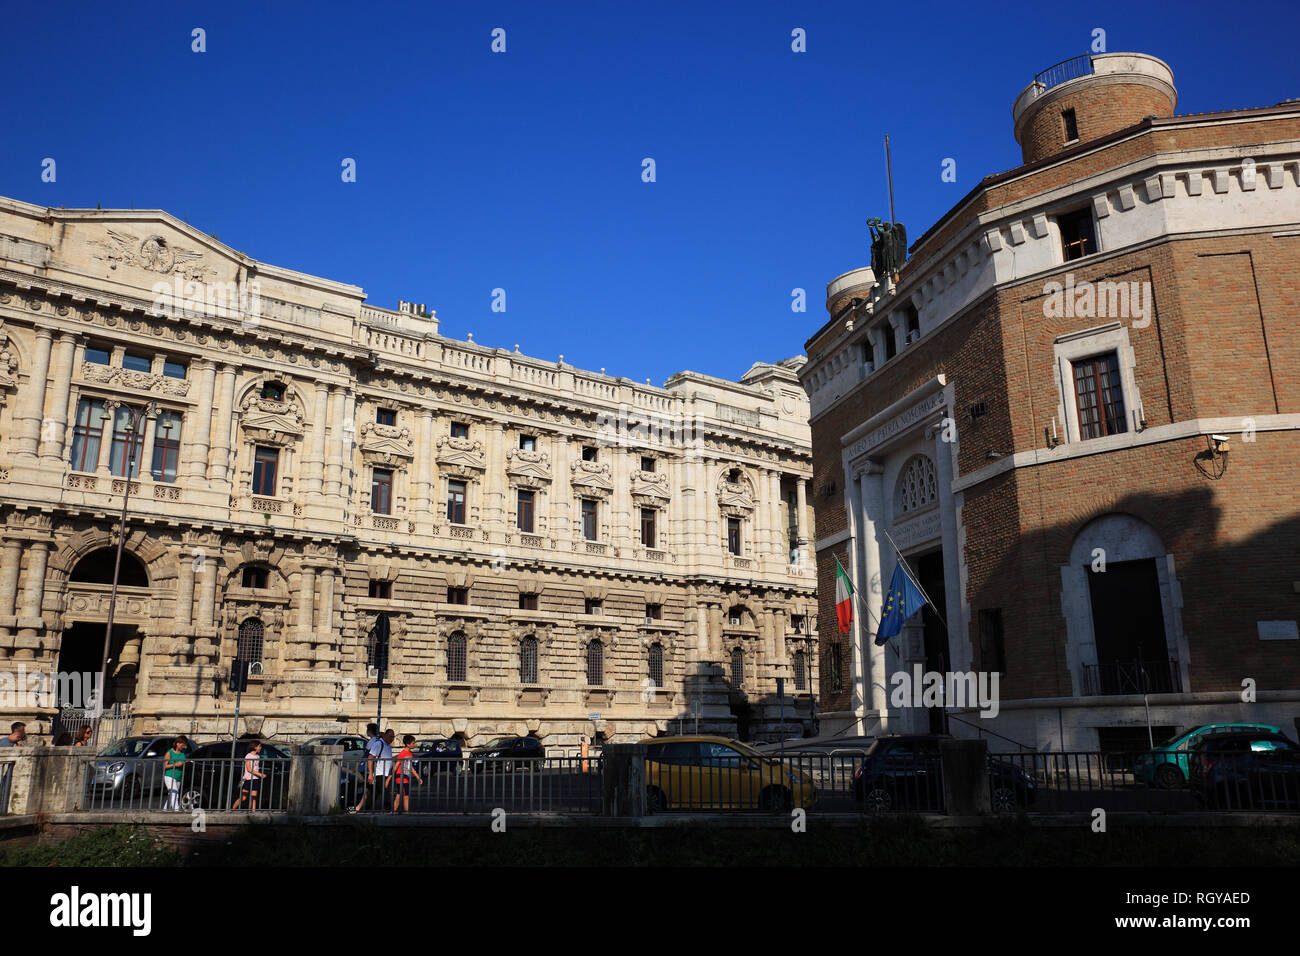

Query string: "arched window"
[[792, 649, 806, 691], [648, 643, 664, 689], [730, 647, 744, 686], [237, 618, 264, 665], [586, 639, 604, 686], [447, 632, 467, 683], [520, 636, 538, 685], [70, 548, 149, 587], [895, 454, 939, 517]]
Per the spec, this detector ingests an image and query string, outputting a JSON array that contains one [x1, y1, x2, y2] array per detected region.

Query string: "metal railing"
[[1034, 54, 1094, 91], [1082, 659, 1182, 696], [53, 703, 133, 746], [338, 755, 602, 814], [79, 755, 292, 812]]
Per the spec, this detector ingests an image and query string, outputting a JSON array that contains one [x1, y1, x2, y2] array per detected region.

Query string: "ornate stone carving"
[[96, 229, 215, 282], [435, 436, 485, 478], [716, 472, 756, 517], [570, 459, 613, 499], [630, 469, 670, 506], [506, 448, 552, 488], [239, 394, 304, 445], [359, 421, 413, 464], [78, 361, 192, 397]]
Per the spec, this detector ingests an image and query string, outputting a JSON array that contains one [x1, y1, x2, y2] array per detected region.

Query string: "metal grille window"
[[793, 649, 806, 690], [371, 468, 393, 514], [70, 398, 105, 472], [586, 640, 604, 686], [648, 643, 664, 689], [520, 637, 538, 684], [447, 479, 467, 524], [896, 454, 938, 516], [108, 405, 146, 478], [730, 647, 744, 685], [447, 633, 467, 683], [150, 410, 183, 482], [237, 618, 264, 665], [252, 446, 279, 496], [1073, 352, 1127, 439], [517, 490, 535, 533]]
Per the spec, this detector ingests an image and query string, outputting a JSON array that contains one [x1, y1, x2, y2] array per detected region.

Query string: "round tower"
[[1012, 52, 1177, 165]]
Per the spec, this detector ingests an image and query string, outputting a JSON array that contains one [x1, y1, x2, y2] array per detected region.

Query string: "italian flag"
[[835, 557, 854, 633]]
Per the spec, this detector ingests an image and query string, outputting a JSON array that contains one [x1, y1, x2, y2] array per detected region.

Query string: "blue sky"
[[6, 1, 1297, 384]]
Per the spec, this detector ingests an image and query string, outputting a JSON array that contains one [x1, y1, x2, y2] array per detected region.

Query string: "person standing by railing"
[[163, 736, 190, 811], [349, 723, 382, 813], [231, 740, 266, 810], [391, 734, 422, 814]]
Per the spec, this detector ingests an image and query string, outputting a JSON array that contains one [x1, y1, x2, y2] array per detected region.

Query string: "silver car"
[[88, 735, 193, 799]]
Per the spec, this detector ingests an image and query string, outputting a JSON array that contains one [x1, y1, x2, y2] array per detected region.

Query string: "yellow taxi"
[[638, 735, 815, 811]]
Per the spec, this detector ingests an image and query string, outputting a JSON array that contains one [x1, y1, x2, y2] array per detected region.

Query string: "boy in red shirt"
[[391, 734, 423, 814]]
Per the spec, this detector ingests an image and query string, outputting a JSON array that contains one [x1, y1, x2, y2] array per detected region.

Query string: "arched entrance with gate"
[[58, 547, 152, 708]]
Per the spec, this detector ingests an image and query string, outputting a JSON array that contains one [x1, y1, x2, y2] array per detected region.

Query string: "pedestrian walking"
[[163, 735, 190, 811], [368, 728, 395, 812], [350, 723, 382, 813], [391, 734, 422, 814], [231, 740, 266, 810], [0, 722, 26, 747]]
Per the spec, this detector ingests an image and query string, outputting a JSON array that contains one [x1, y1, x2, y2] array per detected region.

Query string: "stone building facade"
[[0, 196, 817, 748], [802, 52, 1300, 750]]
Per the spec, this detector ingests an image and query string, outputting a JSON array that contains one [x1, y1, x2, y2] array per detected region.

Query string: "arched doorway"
[[59, 547, 152, 708]]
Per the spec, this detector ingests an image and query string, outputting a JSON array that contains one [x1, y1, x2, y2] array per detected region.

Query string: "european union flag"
[[874, 561, 928, 646]]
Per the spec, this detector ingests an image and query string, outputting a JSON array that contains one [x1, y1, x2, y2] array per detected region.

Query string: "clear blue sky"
[[6, 1, 1296, 384]]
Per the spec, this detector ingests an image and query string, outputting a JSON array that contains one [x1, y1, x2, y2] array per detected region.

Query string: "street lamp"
[[92, 400, 158, 747]]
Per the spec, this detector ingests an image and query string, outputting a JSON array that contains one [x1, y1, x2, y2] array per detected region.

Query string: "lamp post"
[[92, 400, 158, 747]]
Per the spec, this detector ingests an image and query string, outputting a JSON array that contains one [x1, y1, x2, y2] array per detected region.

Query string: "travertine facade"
[[0, 196, 817, 747]]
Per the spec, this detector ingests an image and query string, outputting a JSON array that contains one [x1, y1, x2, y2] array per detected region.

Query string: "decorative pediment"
[[359, 422, 413, 464], [79, 361, 191, 397], [570, 459, 613, 499], [94, 228, 217, 282], [717, 479, 755, 517], [631, 469, 670, 507], [436, 436, 486, 478], [239, 395, 304, 445], [506, 448, 552, 487]]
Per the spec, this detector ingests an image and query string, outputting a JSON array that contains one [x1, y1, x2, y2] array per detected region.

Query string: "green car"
[[1136, 723, 1282, 788]]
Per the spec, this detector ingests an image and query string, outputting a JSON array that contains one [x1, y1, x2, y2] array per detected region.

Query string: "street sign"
[[587, 712, 601, 721]]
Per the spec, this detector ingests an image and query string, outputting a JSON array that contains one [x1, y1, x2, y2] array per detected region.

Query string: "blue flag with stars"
[[874, 561, 928, 646]]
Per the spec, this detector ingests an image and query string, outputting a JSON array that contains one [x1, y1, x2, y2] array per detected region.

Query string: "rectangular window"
[[883, 323, 897, 361], [447, 479, 467, 524], [829, 642, 844, 696], [252, 446, 279, 496], [727, 518, 742, 555], [519, 593, 538, 611], [371, 468, 393, 514], [447, 587, 468, 605], [1058, 207, 1097, 261], [978, 609, 1006, 675], [162, 359, 187, 379], [905, 306, 920, 344], [241, 567, 269, 589], [517, 490, 535, 533], [368, 580, 391, 599], [581, 499, 598, 541], [1062, 107, 1079, 142], [1073, 352, 1127, 439], [640, 456, 655, 472], [69, 398, 105, 472], [376, 409, 395, 426], [860, 340, 874, 368], [581, 446, 597, 462], [150, 410, 183, 482], [645, 603, 662, 621], [108, 405, 146, 478], [519, 434, 536, 451], [84, 346, 111, 366], [791, 614, 805, 634], [122, 353, 152, 373], [585, 598, 602, 616], [450, 422, 469, 439], [640, 508, 656, 548], [261, 381, 285, 401]]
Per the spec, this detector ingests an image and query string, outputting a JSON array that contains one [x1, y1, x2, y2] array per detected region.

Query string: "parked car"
[[469, 736, 544, 772], [850, 734, 1035, 812], [180, 740, 292, 810], [412, 738, 464, 775], [87, 735, 201, 800], [1189, 730, 1300, 810], [302, 735, 368, 754], [1134, 723, 1282, 789], [640, 735, 816, 811]]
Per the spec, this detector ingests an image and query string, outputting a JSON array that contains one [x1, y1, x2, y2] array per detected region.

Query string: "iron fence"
[[53, 703, 133, 746], [79, 754, 292, 812], [1034, 54, 1094, 91], [1082, 659, 1182, 696], [338, 755, 603, 814]]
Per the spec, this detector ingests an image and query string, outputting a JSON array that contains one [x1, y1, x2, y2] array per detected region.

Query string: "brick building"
[[801, 52, 1300, 750], [0, 195, 817, 747]]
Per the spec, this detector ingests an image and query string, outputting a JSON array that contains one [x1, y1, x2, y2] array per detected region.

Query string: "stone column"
[[795, 478, 809, 545], [484, 423, 506, 527], [298, 567, 316, 631], [933, 425, 968, 673], [209, 365, 237, 483], [767, 470, 782, 566], [303, 381, 329, 497], [174, 557, 195, 630], [340, 390, 357, 510], [38, 332, 78, 465], [315, 568, 335, 669], [412, 410, 433, 529], [183, 360, 217, 479], [323, 387, 343, 498], [15, 542, 50, 658], [0, 540, 24, 640], [195, 558, 218, 631], [857, 465, 889, 721], [16, 328, 54, 459]]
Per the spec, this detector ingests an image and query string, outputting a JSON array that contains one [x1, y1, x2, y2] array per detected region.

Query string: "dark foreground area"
[[5, 820, 1300, 867]]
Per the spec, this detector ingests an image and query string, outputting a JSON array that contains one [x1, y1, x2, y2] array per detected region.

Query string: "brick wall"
[[1018, 83, 1175, 165]]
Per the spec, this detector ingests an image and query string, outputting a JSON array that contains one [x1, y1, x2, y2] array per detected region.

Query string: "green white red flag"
[[835, 556, 854, 633]]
